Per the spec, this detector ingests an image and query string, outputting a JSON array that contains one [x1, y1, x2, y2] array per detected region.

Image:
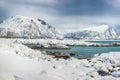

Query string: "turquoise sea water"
[[25, 41, 120, 59], [41, 46, 120, 59]]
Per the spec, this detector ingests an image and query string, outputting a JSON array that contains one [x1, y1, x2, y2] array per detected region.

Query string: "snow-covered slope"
[[0, 39, 120, 80], [64, 25, 119, 40], [0, 15, 58, 38]]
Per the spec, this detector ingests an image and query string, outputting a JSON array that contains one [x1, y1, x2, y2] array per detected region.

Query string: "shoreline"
[[0, 39, 120, 80], [30, 46, 71, 50]]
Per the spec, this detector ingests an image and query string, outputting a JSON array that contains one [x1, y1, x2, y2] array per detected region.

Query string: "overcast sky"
[[0, 0, 120, 32]]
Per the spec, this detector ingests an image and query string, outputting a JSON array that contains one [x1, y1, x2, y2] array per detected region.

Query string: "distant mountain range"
[[64, 25, 120, 40], [0, 16, 119, 40]]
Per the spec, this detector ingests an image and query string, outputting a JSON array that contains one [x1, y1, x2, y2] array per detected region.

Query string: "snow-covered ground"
[[0, 39, 120, 80], [10, 38, 96, 45]]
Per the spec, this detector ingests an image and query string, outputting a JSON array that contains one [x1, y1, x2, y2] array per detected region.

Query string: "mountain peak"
[[64, 25, 119, 40], [0, 16, 58, 38], [80, 24, 111, 33]]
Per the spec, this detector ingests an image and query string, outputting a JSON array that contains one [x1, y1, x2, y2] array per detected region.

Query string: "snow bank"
[[99, 52, 120, 66], [0, 39, 120, 80]]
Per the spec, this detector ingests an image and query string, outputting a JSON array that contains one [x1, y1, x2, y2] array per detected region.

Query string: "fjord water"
[[42, 46, 120, 59], [25, 41, 120, 59]]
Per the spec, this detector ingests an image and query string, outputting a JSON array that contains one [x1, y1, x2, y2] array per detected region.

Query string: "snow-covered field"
[[4, 38, 99, 46], [0, 39, 120, 80]]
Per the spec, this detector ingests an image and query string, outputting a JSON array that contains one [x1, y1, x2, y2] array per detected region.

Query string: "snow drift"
[[0, 39, 120, 80]]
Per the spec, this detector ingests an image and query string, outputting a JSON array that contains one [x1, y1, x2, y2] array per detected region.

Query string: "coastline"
[[0, 38, 120, 80]]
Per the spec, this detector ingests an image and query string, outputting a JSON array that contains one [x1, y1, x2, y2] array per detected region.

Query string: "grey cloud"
[[0, 0, 120, 32]]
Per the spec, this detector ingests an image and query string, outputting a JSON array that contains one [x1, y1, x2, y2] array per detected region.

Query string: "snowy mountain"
[[0, 15, 58, 38], [64, 25, 120, 40]]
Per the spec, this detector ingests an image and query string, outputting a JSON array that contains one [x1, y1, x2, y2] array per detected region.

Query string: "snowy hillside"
[[0, 15, 58, 38], [64, 25, 119, 40]]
